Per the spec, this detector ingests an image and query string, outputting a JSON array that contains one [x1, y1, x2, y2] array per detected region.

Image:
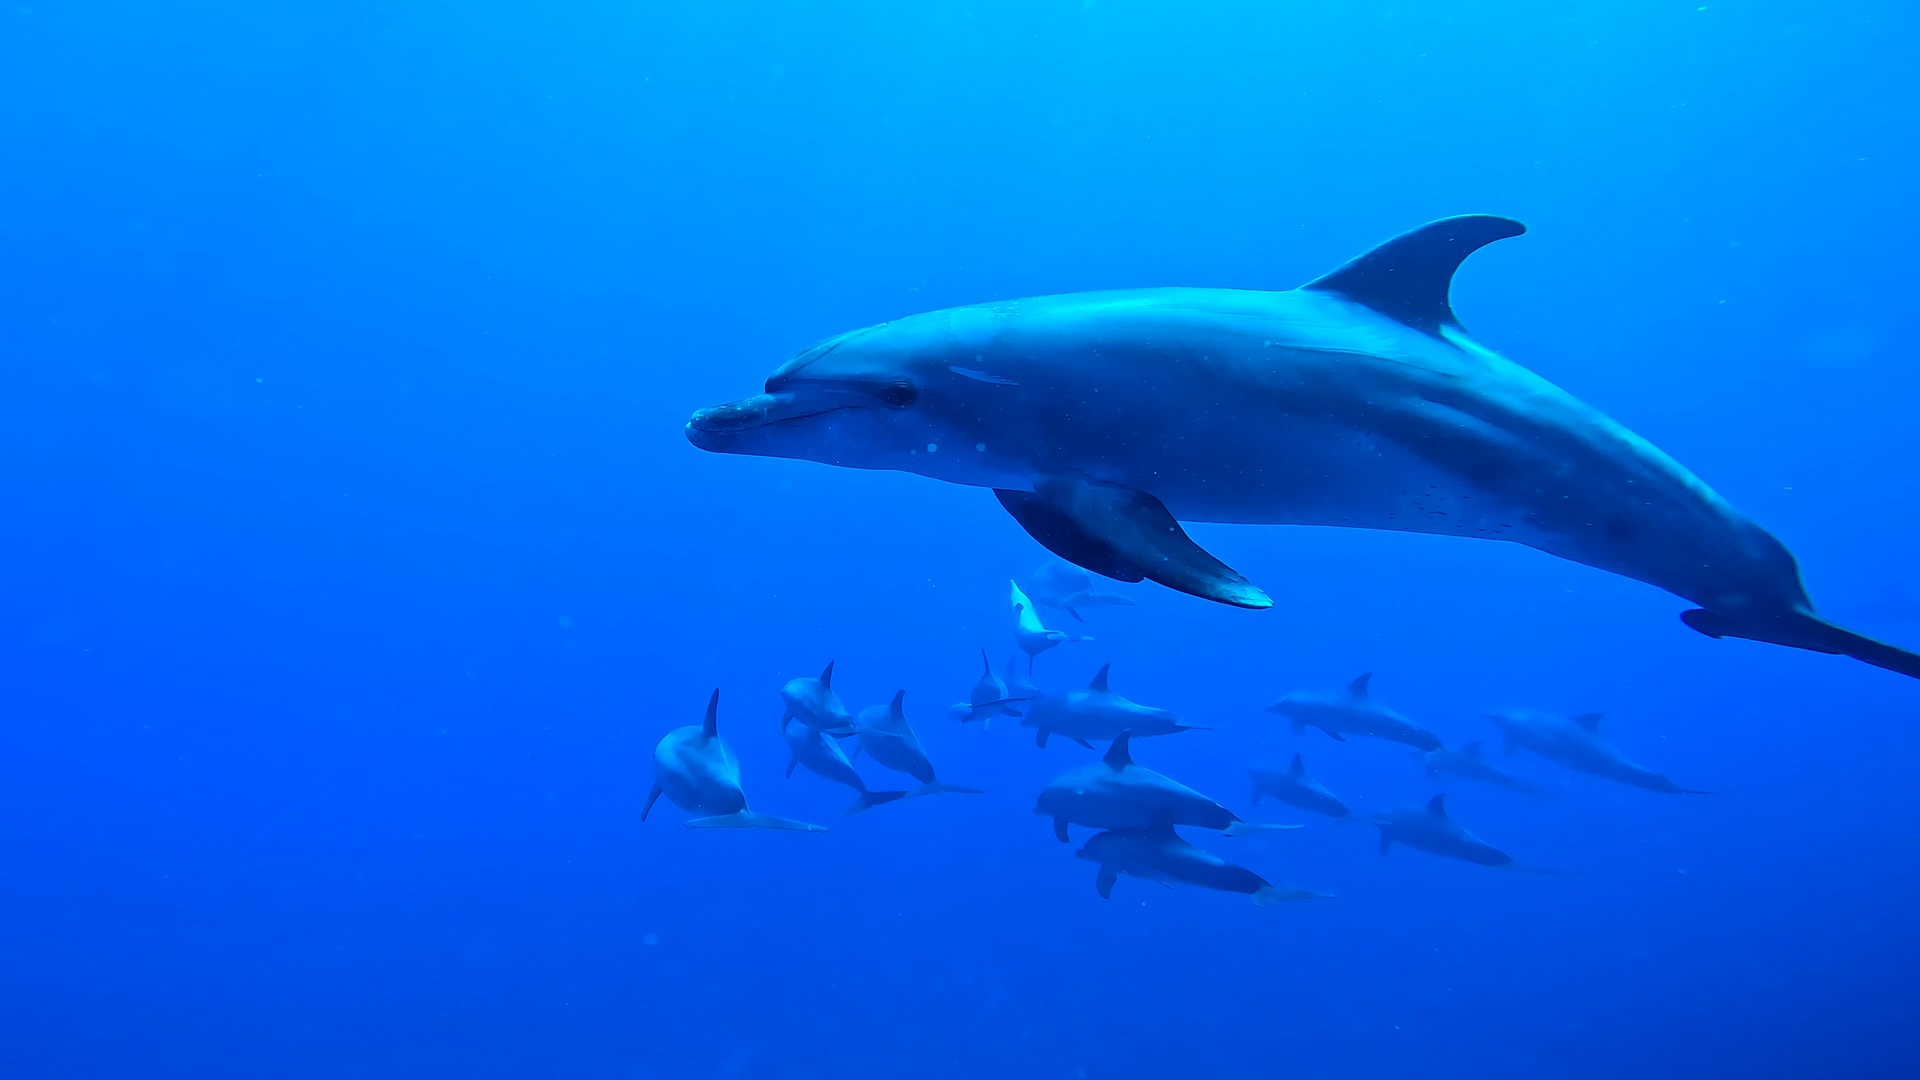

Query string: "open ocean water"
[[3, 2, 1917, 1078]]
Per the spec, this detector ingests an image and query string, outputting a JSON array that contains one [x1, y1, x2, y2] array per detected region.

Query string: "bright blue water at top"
[[2, 2, 1917, 1077]]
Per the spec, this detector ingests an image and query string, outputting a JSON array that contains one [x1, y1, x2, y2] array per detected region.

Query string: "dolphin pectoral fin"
[[687, 811, 828, 832], [1053, 815, 1071, 843], [1683, 607, 1920, 682], [994, 479, 1272, 609], [1070, 737, 1095, 750], [641, 783, 663, 822], [1321, 728, 1347, 743], [1095, 866, 1117, 900], [1035, 730, 1051, 749]]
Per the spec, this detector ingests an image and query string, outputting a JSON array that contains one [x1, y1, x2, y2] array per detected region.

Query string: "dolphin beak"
[[687, 391, 818, 452]]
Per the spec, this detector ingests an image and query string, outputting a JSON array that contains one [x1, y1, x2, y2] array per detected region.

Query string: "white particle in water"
[[975, 442, 986, 452], [927, 442, 938, 453]]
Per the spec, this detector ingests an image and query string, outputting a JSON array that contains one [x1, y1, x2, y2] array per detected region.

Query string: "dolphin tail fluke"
[[1172, 724, 1214, 734], [1222, 822, 1305, 838], [686, 810, 828, 832], [1682, 606, 1920, 681], [910, 781, 987, 798], [1252, 885, 1335, 906], [846, 790, 909, 815]]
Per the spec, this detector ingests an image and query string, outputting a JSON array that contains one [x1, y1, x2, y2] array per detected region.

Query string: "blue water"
[[4, 2, 1918, 1077]]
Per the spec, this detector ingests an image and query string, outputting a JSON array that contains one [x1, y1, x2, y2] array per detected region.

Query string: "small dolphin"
[[1485, 710, 1711, 795], [1003, 651, 1044, 704], [781, 660, 855, 736], [1374, 794, 1512, 867], [854, 691, 985, 798], [1075, 823, 1332, 906], [1027, 559, 1137, 623], [1422, 741, 1543, 795], [1267, 672, 1442, 751], [783, 723, 909, 815], [1011, 579, 1088, 663], [1249, 753, 1351, 820], [687, 215, 1920, 682], [948, 647, 1034, 727], [643, 690, 827, 832], [1021, 664, 1206, 750], [1035, 732, 1299, 842]]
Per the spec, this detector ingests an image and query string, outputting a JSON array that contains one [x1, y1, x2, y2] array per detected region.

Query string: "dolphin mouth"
[[686, 392, 852, 450]]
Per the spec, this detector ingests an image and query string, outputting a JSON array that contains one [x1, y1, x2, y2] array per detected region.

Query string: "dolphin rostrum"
[[854, 691, 984, 798], [1267, 673, 1443, 751], [1485, 710, 1711, 795], [1035, 732, 1299, 842], [1074, 823, 1331, 906], [1422, 741, 1545, 796], [644, 689, 827, 832], [1373, 794, 1516, 868], [1027, 559, 1137, 623], [1249, 753, 1351, 820], [783, 722, 909, 815], [948, 647, 1034, 727], [781, 660, 854, 736], [686, 215, 1920, 681], [1011, 579, 1087, 664], [1020, 663, 1206, 750]]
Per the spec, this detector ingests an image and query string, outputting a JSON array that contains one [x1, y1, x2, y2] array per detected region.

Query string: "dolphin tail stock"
[[685, 810, 828, 832], [1252, 885, 1335, 906], [909, 781, 987, 798], [1681, 606, 1920, 681], [845, 789, 910, 815], [1222, 821, 1305, 838]]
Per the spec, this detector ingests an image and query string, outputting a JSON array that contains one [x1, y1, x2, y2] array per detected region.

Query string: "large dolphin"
[[1074, 823, 1331, 906], [1020, 663, 1206, 749], [1027, 559, 1137, 622], [1422, 740, 1545, 796], [686, 215, 1920, 681], [781, 660, 854, 736], [1248, 753, 1351, 820], [949, 647, 1033, 727], [644, 690, 827, 832], [1034, 732, 1298, 842], [853, 691, 985, 798], [783, 722, 909, 815], [1485, 710, 1711, 795], [1267, 672, 1443, 751]]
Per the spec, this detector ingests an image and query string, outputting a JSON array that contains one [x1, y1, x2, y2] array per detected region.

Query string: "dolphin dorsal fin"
[[980, 648, 992, 676], [701, 689, 720, 740], [819, 660, 835, 689], [1090, 664, 1112, 692], [1426, 793, 1448, 818], [1288, 752, 1304, 776], [1302, 215, 1526, 336], [1572, 712, 1603, 732], [1346, 672, 1373, 697], [889, 690, 906, 719], [1462, 741, 1482, 758], [1103, 731, 1134, 771]]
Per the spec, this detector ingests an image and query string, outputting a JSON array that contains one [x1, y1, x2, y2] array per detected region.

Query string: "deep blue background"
[[4, 2, 1918, 1077]]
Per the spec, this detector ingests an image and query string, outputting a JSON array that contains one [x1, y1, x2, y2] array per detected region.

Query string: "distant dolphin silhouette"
[[688, 216, 1920, 681]]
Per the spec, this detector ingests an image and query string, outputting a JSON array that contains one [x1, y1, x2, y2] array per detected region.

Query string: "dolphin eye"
[[880, 382, 918, 408]]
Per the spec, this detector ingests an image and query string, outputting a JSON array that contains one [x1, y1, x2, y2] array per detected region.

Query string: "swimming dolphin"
[[1011, 580, 1088, 663], [781, 660, 854, 736], [685, 215, 1920, 681], [948, 648, 1034, 727], [1267, 673, 1443, 751], [1027, 559, 1137, 622], [1422, 741, 1544, 796], [853, 691, 984, 798], [1374, 794, 1512, 867], [1485, 710, 1711, 795], [1035, 732, 1299, 842], [643, 689, 827, 832], [1003, 651, 1044, 705], [1020, 663, 1206, 750], [1074, 823, 1331, 905], [1248, 753, 1351, 820], [783, 722, 909, 815]]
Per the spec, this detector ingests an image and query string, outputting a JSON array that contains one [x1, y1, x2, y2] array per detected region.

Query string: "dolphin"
[[1374, 794, 1513, 867], [1485, 710, 1711, 795], [1422, 740, 1544, 795], [686, 215, 1920, 681], [1011, 579, 1088, 663], [1074, 823, 1331, 906], [781, 660, 854, 736], [1035, 732, 1299, 842], [853, 691, 984, 798], [1267, 673, 1443, 751], [1020, 663, 1207, 749], [643, 689, 827, 832], [1003, 651, 1044, 705], [948, 647, 1034, 727], [1027, 559, 1137, 622], [783, 722, 909, 815], [1249, 753, 1351, 820]]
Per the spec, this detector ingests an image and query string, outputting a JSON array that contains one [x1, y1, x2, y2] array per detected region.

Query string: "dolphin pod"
[[688, 216, 1920, 682]]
